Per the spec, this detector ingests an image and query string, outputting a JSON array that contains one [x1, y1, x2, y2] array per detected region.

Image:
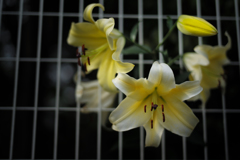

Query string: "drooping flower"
[[74, 75, 117, 127], [177, 15, 218, 37], [67, 3, 134, 92], [183, 32, 231, 105], [109, 61, 202, 147]]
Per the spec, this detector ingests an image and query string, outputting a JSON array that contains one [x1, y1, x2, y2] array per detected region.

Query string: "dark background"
[[0, 0, 239, 159]]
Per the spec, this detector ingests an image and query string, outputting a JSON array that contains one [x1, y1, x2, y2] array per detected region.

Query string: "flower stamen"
[[144, 105, 147, 113], [87, 57, 90, 65], [77, 58, 81, 66], [161, 104, 165, 122], [162, 113, 165, 122], [83, 63, 87, 72], [82, 45, 86, 55], [151, 119, 153, 129]]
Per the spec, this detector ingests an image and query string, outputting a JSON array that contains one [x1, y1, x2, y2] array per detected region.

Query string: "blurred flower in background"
[[183, 32, 231, 106], [74, 73, 117, 128]]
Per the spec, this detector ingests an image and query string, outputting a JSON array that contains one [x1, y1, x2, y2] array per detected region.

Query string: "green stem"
[[123, 34, 152, 53], [167, 54, 183, 66], [155, 21, 177, 51]]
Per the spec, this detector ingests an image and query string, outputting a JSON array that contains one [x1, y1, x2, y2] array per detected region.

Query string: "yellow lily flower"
[[109, 61, 202, 147], [74, 75, 117, 127], [177, 15, 218, 37], [67, 3, 134, 92], [183, 32, 231, 105]]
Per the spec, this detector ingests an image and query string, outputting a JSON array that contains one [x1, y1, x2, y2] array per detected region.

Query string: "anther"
[[151, 120, 153, 129], [151, 103, 158, 111], [82, 45, 85, 55], [87, 57, 90, 65], [144, 105, 146, 113], [77, 58, 81, 66], [161, 104, 164, 112], [162, 113, 165, 122], [83, 63, 87, 72]]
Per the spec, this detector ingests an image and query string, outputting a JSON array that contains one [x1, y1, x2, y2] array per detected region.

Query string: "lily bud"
[[177, 15, 218, 37]]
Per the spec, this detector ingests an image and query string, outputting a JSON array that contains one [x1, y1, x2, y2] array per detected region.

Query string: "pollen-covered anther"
[[87, 57, 90, 65], [151, 119, 153, 129], [151, 103, 158, 111], [144, 105, 147, 113], [161, 104, 164, 112], [162, 113, 165, 122]]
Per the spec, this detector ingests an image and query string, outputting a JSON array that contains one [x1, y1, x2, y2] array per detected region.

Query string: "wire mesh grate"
[[0, 0, 240, 159]]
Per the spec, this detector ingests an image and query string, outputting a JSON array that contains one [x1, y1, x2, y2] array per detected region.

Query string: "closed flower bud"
[[177, 15, 218, 37]]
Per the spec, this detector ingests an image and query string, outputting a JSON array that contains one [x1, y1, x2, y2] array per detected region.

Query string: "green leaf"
[[122, 45, 151, 54], [167, 16, 173, 29], [130, 22, 140, 42], [175, 71, 190, 84]]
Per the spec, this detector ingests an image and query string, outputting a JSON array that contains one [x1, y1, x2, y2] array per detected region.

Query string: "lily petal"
[[194, 33, 231, 65], [67, 22, 106, 49], [158, 97, 199, 137], [97, 48, 118, 92], [95, 18, 115, 50], [109, 97, 152, 131], [143, 115, 164, 147], [183, 53, 209, 81], [128, 78, 155, 101], [83, 3, 105, 24], [112, 73, 136, 96], [156, 63, 176, 95], [112, 37, 135, 73], [200, 88, 211, 107], [168, 81, 203, 101], [148, 61, 162, 86]]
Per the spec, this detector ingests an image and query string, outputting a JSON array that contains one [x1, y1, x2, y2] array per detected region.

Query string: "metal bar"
[[75, 0, 84, 159], [196, 0, 203, 45], [215, 1, 229, 159], [158, 0, 164, 63], [157, 1, 166, 159], [235, 0, 240, 74], [118, 0, 124, 159], [53, 0, 64, 159], [97, 1, 104, 159], [1, 57, 239, 65], [9, 0, 24, 159], [31, 0, 44, 159], [138, 0, 144, 159], [0, 0, 3, 37], [1, 106, 240, 113], [1, 11, 239, 20], [177, 0, 187, 159]]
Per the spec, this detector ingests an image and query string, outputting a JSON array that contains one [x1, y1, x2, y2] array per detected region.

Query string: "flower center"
[[144, 89, 166, 129], [76, 43, 108, 72]]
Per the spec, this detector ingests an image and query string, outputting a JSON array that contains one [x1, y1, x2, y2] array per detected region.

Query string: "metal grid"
[[0, 0, 240, 159]]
